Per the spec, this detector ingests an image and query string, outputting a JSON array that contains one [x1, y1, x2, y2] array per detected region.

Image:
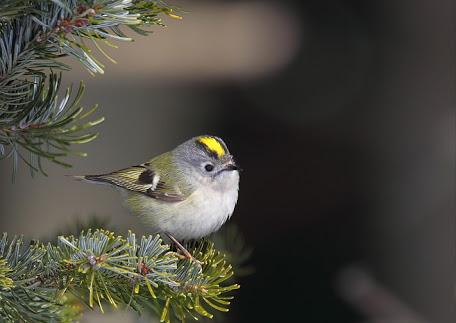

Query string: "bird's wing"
[[80, 155, 190, 202]]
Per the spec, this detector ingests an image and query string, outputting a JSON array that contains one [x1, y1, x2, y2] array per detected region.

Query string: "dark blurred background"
[[1, 0, 454, 322]]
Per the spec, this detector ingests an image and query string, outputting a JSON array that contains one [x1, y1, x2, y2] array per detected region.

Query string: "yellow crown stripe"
[[198, 137, 226, 158]]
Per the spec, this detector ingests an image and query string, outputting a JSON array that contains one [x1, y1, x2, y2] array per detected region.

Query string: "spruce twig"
[[0, 230, 239, 322], [0, 0, 180, 178]]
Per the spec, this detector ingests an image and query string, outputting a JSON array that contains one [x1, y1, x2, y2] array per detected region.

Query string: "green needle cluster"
[[0, 229, 240, 322]]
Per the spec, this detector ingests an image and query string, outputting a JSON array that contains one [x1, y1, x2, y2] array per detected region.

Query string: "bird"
[[74, 135, 240, 259]]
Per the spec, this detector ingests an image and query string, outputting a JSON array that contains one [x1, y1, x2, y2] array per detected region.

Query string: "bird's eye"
[[204, 164, 214, 172]]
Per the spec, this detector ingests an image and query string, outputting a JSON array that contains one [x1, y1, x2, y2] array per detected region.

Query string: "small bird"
[[75, 135, 240, 258]]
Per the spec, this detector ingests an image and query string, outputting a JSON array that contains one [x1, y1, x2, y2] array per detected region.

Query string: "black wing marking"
[[83, 165, 186, 202]]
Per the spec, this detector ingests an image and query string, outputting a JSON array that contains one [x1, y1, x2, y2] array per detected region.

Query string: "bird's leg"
[[166, 233, 197, 262]]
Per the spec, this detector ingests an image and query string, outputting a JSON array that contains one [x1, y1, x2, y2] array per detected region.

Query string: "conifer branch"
[[0, 229, 240, 322], [0, 0, 179, 178]]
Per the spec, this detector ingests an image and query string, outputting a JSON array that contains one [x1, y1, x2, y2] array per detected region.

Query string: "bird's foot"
[[166, 233, 202, 265], [172, 251, 202, 265]]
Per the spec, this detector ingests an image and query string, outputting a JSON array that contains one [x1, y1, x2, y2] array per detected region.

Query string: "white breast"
[[125, 170, 239, 240]]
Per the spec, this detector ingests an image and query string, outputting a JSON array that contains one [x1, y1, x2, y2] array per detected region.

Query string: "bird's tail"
[[72, 175, 87, 181], [69, 174, 106, 184]]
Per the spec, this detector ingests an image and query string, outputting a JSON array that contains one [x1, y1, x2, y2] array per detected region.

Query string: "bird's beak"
[[224, 157, 241, 172], [225, 163, 239, 171]]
